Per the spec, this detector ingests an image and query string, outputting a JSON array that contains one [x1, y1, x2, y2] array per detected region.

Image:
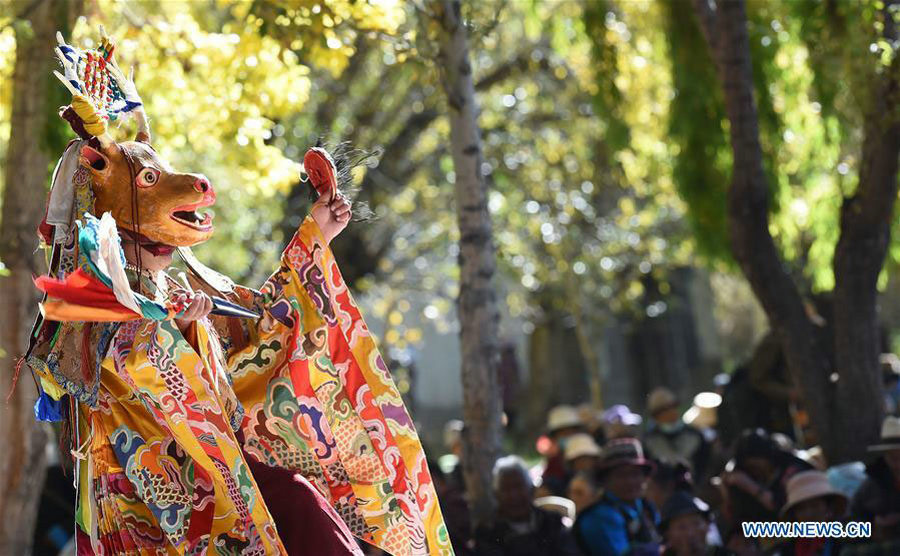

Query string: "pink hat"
[[780, 470, 847, 517]]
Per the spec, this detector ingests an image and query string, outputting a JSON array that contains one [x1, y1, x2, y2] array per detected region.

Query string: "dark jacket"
[[728, 456, 812, 525], [850, 457, 900, 541], [474, 507, 580, 556]]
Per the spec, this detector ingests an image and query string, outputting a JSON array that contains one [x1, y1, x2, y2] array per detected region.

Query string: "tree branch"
[[314, 34, 372, 132], [474, 43, 550, 92], [691, 0, 720, 55]]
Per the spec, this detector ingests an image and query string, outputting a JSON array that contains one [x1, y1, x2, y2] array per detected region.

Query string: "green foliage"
[[658, 0, 893, 293], [747, 0, 784, 216], [660, 0, 784, 265], [662, 0, 731, 263], [583, 0, 629, 152], [0, 0, 897, 358]]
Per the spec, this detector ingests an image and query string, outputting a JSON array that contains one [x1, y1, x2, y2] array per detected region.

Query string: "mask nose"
[[193, 176, 211, 193]]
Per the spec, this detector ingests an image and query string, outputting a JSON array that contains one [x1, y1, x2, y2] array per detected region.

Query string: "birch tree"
[[429, 0, 503, 528]]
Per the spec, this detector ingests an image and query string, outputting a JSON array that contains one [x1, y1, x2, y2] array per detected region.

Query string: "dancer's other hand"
[[174, 291, 213, 334], [311, 192, 352, 244]]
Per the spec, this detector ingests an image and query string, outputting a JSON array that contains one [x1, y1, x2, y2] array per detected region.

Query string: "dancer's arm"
[[221, 194, 352, 380]]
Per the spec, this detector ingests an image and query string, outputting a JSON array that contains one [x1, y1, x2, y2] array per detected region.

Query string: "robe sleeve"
[[225, 215, 453, 556]]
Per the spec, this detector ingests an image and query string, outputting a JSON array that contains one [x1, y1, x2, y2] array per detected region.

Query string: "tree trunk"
[[433, 0, 503, 529], [0, 1, 76, 552], [831, 8, 900, 459], [694, 0, 900, 462], [691, 0, 836, 457]]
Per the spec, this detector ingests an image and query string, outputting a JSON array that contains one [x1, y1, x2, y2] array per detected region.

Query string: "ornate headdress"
[[24, 28, 228, 420]]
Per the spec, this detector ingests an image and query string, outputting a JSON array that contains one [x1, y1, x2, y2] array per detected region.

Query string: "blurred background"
[[2, 0, 900, 555]]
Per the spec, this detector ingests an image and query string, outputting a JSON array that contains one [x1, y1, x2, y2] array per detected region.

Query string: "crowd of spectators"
[[428, 377, 900, 556]]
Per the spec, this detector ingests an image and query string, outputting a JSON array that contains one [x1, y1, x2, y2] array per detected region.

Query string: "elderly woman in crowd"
[[475, 455, 580, 556]]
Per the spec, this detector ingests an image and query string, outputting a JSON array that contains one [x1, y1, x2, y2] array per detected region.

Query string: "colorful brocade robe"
[[29, 217, 452, 555]]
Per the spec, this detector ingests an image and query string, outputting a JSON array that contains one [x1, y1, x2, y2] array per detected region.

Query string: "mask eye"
[[136, 167, 160, 188]]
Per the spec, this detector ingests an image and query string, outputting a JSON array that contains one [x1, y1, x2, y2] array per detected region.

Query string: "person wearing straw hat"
[[770, 470, 847, 556], [659, 491, 731, 556], [849, 416, 900, 544], [644, 387, 711, 478], [542, 405, 588, 496], [548, 404, 587, 439], [574, 438, 662, 555], [565, 432, 603, 474]]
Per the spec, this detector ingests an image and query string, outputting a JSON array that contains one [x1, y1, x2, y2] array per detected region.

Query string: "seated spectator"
[[646, 458, 694, 512], [568, 471, 601, 514], [660, 491, 731, 556], [644, 387, 711, 477], [33, 456, 75, 556], [429, 459, 473, 555], [542, 405, 587, 496], [475, 455, 580, 556], [565, 433, 603, 474], [850, 416, 900, 544], [882, 354, 900, 416], [602, 404, 643, 441], [441, 419, 466, 490], [720, 429, 811, 525], [723, 528, 763, 556], [578, 403, 606, 445], [574, 438, 662, 555], [769, 470, 847, 556]]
